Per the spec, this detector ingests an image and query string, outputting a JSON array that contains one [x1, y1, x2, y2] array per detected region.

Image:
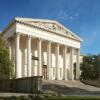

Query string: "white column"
[[27, 36, 31, 77], [38, 38, 42, 76], [47, 41, 51, 80], [70, 47, 74, 80], [76, 49, 80, 80], [63, 45, 67, 80], [15, 34, 20, 78], [55, 44, 59, 80]]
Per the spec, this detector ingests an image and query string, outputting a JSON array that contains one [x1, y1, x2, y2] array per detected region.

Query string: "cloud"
[[58, 10, 80, 21], [57, 0, 84, 21]]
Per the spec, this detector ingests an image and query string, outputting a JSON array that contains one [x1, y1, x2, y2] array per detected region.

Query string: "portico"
[[2, 17, 82, 80]]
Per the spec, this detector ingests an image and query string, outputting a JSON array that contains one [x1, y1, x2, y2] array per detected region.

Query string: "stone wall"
[[0, 76, 42, 93]]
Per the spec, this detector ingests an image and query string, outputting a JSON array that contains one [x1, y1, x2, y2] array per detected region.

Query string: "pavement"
[[43, 80, 100, 96], [0, 80, 100, 97], [0, 92, 30, 97]]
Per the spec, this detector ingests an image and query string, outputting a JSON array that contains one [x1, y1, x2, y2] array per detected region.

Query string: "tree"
[[80, 55, 100, 80], [0, 35, 14, 79]]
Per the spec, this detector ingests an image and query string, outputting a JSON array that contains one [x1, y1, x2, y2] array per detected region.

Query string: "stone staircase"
[[43, 80, 100, 96]]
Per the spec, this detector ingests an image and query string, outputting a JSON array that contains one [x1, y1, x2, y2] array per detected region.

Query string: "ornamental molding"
[[2, 17, 82, 42], [15, 17, 82, 42], [25, 21, 68, 35]]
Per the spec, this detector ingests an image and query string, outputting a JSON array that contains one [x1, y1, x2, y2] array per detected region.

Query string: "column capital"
[[55, 43, 60, 47], [70, 47, 75, 53], [63, 45, 67, 49], [38, 38, 43, 41], [77, 48, 80, 51], [27, 35, 31, 39], [47, 41, 52, 46], [70, 46, 73, 49], [15, 33, 20, 38]]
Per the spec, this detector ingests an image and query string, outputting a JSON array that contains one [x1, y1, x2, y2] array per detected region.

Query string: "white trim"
[[16, 23, 80, 48]]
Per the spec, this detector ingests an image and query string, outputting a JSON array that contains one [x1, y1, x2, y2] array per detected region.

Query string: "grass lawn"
[[0, 96, 100, 100]]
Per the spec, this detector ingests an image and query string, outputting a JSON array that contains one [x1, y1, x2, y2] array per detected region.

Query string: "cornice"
[[16, 20, 81, 42], [2, 18, 82, 42], [2, 19, 16, 35]]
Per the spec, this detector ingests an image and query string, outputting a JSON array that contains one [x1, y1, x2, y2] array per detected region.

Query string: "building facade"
[[2, 17, 82, 80]]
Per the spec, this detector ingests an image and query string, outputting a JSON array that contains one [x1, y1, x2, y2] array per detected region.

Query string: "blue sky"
[[0, 0, 100, 55]]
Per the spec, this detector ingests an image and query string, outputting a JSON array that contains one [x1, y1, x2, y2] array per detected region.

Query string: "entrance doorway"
[[74, 63, 76, 80], [42, 65, 47, 80]]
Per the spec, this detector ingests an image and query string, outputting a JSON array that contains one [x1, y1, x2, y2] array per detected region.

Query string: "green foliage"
[[0, 35, 14, 79], [80, 55, 100, 80]]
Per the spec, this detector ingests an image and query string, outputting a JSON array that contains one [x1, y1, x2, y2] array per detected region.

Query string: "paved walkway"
[[0, 92, 100, 97], [0, 92, 30, 97], [0, 80, 100, 97], [43, 80, 100, 96]]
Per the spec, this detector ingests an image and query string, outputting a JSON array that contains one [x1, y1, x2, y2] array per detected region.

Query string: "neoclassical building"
[[2, 17, 82, 80]]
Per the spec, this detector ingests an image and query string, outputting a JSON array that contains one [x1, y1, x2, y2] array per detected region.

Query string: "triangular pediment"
[[15, 17, 82, 41]]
